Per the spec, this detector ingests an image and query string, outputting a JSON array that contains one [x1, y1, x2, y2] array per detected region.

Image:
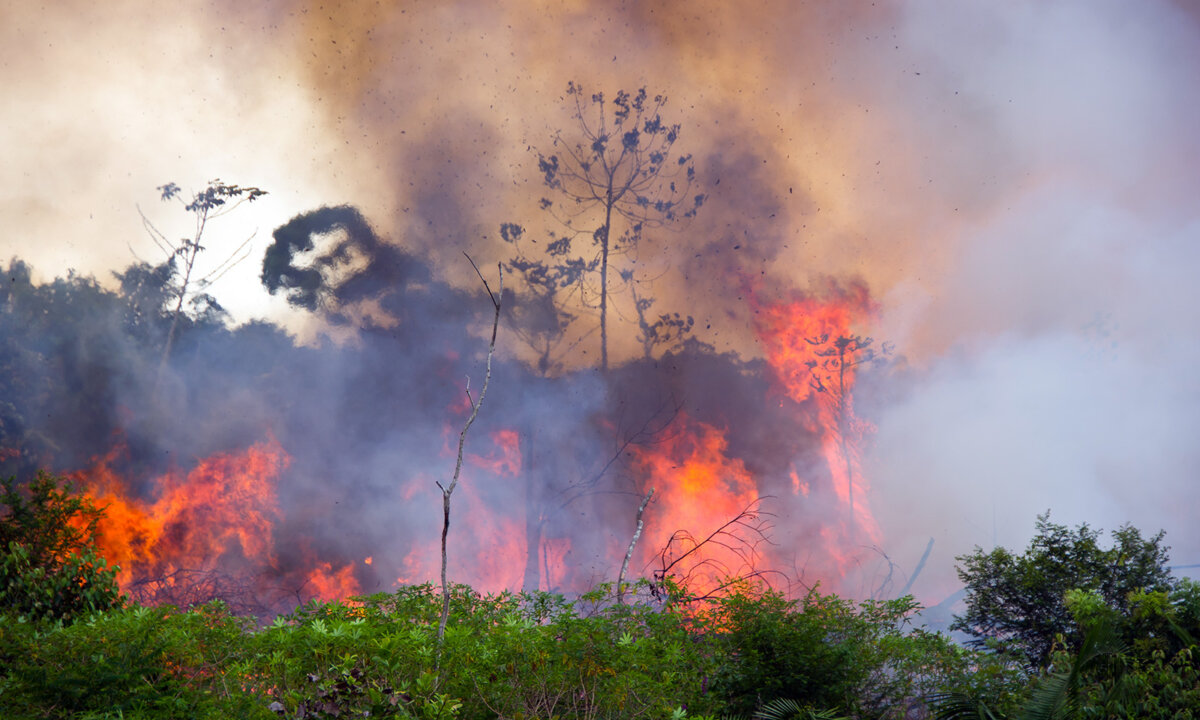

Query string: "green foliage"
[[753, 698, 849, 720], [950, 512, 1173, 669], [936, 518, 1198, 720], [0, 576, 1078, 720], [246, 589, 464, 719], [702, 586, 1024, 719], [0, 472, 123, 623], [1091, 645, 1200, 717], [708, 589, 864, 716], [0, 602, 271, 719]]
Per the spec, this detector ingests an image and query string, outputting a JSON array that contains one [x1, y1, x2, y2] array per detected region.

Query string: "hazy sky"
[[4, 0, 1200, 595]]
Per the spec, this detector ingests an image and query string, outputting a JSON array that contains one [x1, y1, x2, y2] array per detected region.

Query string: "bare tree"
[[507, 82, 704, 371], [616, 487, 654, 604], [139, 179, 266, 377], [437, 257, 503, 648]]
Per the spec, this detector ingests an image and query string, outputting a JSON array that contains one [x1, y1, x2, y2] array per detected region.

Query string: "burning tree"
[[750, 280, 892, 582], [806, 332, 889, 536], [504, 82, 704, 371]]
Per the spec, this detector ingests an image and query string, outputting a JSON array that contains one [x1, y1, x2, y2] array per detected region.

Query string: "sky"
[[4, 0, 1200, 596]]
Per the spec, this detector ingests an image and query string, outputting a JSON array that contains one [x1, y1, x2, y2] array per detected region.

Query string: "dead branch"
[[650, 497, 781, 603], [616, 487, 654, 604], [437, 256, 503, 649]]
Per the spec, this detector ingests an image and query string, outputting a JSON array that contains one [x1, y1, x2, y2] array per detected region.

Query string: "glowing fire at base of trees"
[[73, 439, 287, 590], [54, 280, 890, 608], [629, 414, 760, 595]]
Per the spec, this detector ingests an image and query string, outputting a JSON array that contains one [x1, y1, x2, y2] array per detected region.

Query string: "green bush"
[[0, 602, 271, 719], [703, 586, 1024, 718], [707, 588, 864, 716], [0, 473, 124, 624], [0, 574, 1036, 719], [248, 582, 715, 720], [951, 513, 1173, 669]]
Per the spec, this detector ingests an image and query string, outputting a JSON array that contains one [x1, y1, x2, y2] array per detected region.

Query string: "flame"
[[72, 438, 289, 594], [304, 561, 360, 602], [751, 281, 883, 557], [751, 280, 875, 404], [630, 414, 759, 596], [394, 429, 538, 593], [468, 428, 522, 477]]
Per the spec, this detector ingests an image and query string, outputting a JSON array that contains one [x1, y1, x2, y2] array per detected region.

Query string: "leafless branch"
[[437, 258, 503, 651], [616, 487, 654, 604], [650, 497, 781, 604]]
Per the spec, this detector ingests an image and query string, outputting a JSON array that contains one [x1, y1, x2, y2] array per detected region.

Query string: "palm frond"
[[753, 698, 848, 720], [926, 692, 1004, 720]]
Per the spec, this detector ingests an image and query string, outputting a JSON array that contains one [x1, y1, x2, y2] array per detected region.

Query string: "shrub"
[[0, 472, 123, 623], [0, 602, 272, 719]]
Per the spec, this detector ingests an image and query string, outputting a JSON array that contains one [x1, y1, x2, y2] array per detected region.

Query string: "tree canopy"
[[950, 512, 1174, 669]]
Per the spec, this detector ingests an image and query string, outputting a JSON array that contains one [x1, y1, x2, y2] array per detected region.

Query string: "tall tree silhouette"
[[505, 83, 704, 371]]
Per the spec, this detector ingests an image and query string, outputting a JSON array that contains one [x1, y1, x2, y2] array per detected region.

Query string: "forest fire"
[[629, 414, 760, 596], [752, 280, 884, 558], [70, 438, 292, 604], [39, 272, 894, 611]]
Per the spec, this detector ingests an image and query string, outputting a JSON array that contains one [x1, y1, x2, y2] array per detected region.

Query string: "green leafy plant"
[[753, 698, 849, 720], [0, 472, 123, 623], [950, 512, 1173, 669], [1, 602, 272, 719]]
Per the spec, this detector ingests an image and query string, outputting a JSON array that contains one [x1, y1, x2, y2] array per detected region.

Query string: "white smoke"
[[867, 0, 1200, 603]]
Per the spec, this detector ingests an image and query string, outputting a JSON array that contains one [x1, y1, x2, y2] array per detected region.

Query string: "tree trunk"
[[520, 427, 542, 592], [599, 182, 614, 372]]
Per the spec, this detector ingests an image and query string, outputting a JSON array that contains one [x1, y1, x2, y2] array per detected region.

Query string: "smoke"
[[3, 0, 1199, 608], [865, 0, 1200, 599]]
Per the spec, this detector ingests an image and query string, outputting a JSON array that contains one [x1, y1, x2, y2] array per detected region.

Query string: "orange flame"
[[304, 561, 360, 602], [630, 414, 759, 596], [751, 281, 883, 557], [72, 438, 289, 593]]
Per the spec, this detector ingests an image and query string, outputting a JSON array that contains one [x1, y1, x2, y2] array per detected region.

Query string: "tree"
[[806, 333, 889, 536], [950, 513, 1173, 669], [139, 179, 266, 374], [505, 82, 704, 371]]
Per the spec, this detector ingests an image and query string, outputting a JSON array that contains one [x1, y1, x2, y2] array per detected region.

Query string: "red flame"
[[630, 414, 759, 596], [751, 280, 883, 564], [73, 438, 289, 592]]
